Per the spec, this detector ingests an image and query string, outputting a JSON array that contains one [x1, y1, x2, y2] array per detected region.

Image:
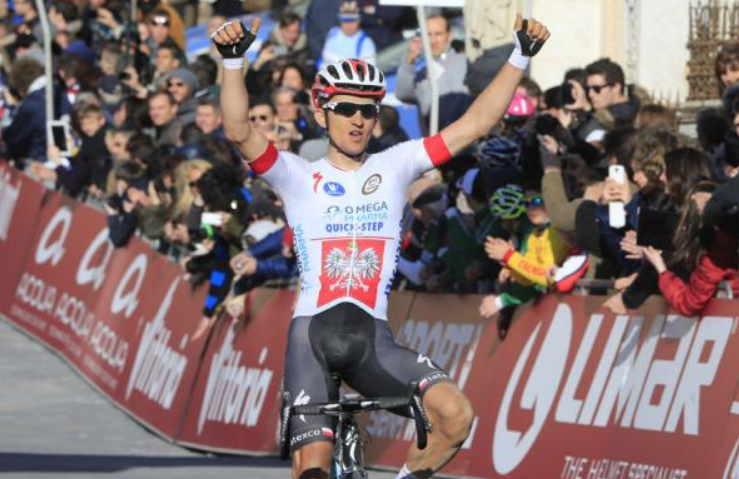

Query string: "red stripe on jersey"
[[423, 134, 452, 167], [250, 142, 279, 175]]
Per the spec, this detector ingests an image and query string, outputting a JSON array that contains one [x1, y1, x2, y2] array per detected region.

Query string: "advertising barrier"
[[176, 289, 293, 454], [0, 164, 45, 315], [3, 169, 739, 478], [3, 189, 210, 438]]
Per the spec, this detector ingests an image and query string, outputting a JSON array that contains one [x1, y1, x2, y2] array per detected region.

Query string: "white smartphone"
[[201, 212, 223, 227], [608, 164, 626, 228], [47, 119, 73, 157]]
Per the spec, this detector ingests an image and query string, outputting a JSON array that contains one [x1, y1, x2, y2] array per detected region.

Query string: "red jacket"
[[659, 254, 739, 317]]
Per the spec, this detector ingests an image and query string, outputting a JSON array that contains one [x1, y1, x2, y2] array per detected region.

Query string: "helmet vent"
[[342, 61, 354, 79], [327, 65, 340, 80]]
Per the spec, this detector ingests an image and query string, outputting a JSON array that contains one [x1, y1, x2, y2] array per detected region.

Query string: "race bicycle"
[[279, 379, 432, 479]]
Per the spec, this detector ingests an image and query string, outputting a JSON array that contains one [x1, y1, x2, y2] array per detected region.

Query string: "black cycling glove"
[[212, 21, 257, 59]]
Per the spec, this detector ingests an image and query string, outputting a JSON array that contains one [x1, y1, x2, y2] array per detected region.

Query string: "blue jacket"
[[248, 228, 285, 260], [2, 89, 47, 162], [2, 81, 71, 163]]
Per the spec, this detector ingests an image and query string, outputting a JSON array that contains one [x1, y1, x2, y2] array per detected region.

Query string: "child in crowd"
[[479, 184, 570, 338]]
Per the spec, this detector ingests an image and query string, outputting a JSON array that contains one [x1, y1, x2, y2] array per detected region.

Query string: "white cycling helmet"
[[311, 58, 386, 109]]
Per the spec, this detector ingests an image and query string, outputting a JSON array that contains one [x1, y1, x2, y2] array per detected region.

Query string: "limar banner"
[[367, 294, 739, 479]]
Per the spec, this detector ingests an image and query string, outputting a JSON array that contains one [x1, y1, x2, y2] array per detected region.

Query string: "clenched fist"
[[211, 18, 261, 59]]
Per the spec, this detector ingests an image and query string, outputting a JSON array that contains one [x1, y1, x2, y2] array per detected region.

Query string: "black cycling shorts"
[[284, 302, 449, 452]]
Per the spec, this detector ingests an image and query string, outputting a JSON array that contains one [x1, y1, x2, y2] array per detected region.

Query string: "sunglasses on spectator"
[[150, 16, 170, 26], [250, 115, 269, 122], [586, 83, 613, 94], [322, 101, 379, 119], [527, 196, 544, 209]]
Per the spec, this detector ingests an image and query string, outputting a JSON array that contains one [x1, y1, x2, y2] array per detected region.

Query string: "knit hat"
[[167, 68, 199, 93]]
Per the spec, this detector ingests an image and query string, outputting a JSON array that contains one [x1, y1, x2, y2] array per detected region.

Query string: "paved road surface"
[[0, 318, 398, 479]]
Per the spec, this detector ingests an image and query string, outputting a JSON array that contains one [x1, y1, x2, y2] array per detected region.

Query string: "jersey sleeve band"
[[423, 134, 453, 167], [250, 142, 279, 175]]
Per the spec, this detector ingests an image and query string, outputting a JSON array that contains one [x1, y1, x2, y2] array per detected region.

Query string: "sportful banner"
[[4, 172, 739, 477], [0, 163, 45, 315]]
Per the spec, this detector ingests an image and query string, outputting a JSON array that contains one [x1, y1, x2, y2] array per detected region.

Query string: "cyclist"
[[212, 15, 550, 479]]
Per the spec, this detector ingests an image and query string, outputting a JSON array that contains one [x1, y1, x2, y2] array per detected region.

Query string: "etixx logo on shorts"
[[323, 181, 345, 197], [362, 174, 382, 195]]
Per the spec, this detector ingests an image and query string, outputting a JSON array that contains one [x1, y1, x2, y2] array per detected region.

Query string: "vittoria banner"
[[175, 289, 293, 454]]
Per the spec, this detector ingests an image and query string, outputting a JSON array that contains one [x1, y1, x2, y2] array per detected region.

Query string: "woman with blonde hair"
[[163, 158, 213, 246]]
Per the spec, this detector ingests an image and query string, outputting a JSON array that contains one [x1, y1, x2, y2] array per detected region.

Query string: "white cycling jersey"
[[251, 135, 451, 319]]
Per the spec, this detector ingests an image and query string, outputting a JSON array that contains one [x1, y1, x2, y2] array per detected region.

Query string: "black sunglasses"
[[249, 114, 269, 122], [586, 83, 613, 94], [322, 101, 379, 119]]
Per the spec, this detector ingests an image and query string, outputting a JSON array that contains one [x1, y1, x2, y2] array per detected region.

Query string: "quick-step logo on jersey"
[[317, 238, 385, 310]]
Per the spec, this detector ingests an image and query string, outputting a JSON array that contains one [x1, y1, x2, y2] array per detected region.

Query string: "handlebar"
[[279, 381, 432, 459]]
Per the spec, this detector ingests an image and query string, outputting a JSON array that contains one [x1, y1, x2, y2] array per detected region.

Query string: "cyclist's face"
[[318, 94, 378, 158]]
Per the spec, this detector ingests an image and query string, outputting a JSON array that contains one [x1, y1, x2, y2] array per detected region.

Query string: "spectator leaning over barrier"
[[480, 185, 569, 339], [643, 181, 739, 317], [105, 160, 149, 247], [575, 128, 678, 278], [28, 103, 110, 198], [94, 127, 133, 200], [604, 147, 713, 314], [396, 13, 469, 132]]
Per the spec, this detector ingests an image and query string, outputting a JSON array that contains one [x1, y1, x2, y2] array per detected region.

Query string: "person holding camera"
[[396, 14, 469, 133]]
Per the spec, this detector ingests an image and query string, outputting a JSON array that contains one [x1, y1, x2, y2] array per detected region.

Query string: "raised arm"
[[211, 19, 269, 162], [440, 15, 550, 156]]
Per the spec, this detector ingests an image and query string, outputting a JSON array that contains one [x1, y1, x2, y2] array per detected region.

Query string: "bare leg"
[[292, 441, 333, 479], [402, 382, 474, 478]]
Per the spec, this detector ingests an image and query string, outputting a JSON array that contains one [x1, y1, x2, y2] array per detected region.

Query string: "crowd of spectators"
[[1, 0, 738, 339]]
